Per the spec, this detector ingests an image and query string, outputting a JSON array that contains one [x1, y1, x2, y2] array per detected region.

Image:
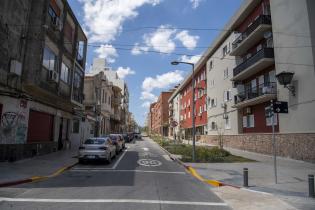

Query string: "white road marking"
[[163, 155, 172, 161], [112, 149, 128, 169], [73, 149, 128, 171], [137, 159, 162, 167], [0, 197, 228, 206], [70, 169, 186, 174], [142, 147, 149, 151]]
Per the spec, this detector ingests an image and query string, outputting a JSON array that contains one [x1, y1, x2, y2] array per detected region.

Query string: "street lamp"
[[171, 60, 196, 162], [276, 71, 295, 96]]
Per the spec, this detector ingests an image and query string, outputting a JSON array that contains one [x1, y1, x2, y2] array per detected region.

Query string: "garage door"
[[27, 110, 54, 143]]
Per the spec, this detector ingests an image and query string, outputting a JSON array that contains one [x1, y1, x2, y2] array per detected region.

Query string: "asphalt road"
[[0, 137, 230, 210]]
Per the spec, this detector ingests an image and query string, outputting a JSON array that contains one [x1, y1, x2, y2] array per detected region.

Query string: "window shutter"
[[250, 115, 255, 127]]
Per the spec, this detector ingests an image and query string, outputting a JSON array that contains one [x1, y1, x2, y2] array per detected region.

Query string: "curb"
[[0, 162, 78, 188], [150, 138, 241, 189]]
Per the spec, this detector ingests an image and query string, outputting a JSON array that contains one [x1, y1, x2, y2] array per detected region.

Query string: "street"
[[0, 137, 230, 210]]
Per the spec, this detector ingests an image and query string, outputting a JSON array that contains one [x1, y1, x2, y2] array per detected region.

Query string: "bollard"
[[243, 168, 248, 187], [309, 174, 315, 198]]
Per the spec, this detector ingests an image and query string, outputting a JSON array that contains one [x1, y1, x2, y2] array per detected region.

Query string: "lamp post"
[[171, 61, 196, 162]]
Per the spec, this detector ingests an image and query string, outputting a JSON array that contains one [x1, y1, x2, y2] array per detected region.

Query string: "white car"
[[78, 137, 116, 164]]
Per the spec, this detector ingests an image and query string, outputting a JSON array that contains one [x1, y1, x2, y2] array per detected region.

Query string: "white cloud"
[[80, 0, 162, 63], [175, 30, 199, 50], [94, 44, 118, 63], [80, 0, 161, 43], [132, 25, 199, 55], [116, 67, 136, 79], [140, 91, 157, 101], [180, 54, 202, 64], [140, 70, 184, 108], [190, 0, 204, 9], [143, 25, 176, 54], [142, 70, 184, 92], [131, 43, 149, 55]]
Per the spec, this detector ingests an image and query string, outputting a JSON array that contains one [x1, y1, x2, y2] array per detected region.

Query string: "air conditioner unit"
[[48, 71, 59, 83], [9, 60, 22, 76], [245, 107, 252, 114]]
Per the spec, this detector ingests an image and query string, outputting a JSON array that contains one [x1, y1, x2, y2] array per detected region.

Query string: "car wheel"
[[107, 153, 112, 164]]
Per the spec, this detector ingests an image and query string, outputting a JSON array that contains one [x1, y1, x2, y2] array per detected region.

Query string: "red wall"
[[237, 0, 270, 33], [242, 102, 279, 133], [180, 66, 207, 129]]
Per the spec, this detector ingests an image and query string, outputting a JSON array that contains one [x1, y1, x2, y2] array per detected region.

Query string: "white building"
[[206, 33, 240, 136]]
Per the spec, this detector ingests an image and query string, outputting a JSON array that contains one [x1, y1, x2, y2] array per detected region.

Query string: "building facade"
[[149, 92, 173, 136], [201, 0, 315, 162], [0, 0, 87, 161], [84, 71, 113, 136], [168, 87, 181, 139]]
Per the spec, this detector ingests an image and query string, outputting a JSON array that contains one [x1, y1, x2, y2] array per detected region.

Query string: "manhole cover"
[[137, 159, 162, 167]]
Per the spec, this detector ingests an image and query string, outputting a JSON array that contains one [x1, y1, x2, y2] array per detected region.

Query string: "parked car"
[[122, 134, 130, 142], [78, 137, 116, 164], [109, 134, 125, 154], [127, 132, 134, 141]]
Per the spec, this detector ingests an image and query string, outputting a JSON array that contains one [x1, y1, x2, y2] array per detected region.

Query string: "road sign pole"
[[271, 100, 278, 184]]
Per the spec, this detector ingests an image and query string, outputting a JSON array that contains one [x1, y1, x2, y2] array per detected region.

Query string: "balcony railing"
[[233, 48, 274, 78], [234, 82, 277, 105], [232, 15, 272, 50]]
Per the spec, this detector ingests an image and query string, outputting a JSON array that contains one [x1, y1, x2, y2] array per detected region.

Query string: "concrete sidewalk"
[[182, 140, 315, 210], [0, 149, 78, 185]]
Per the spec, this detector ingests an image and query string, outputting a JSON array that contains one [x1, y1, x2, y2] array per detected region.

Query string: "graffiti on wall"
[[0, 111, 28, 144]]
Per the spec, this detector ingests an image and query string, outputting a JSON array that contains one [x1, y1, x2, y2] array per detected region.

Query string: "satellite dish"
[[264, 31, 272, 39]]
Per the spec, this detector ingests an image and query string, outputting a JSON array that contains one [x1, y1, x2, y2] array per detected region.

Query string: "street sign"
[[273, 101, 289, 113]]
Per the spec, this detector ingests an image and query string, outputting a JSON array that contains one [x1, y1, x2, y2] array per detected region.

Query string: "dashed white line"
[[0, 197, 228, 206]]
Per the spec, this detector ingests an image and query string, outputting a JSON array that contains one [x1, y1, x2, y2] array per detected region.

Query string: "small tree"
[[216, 123, 225, 149]]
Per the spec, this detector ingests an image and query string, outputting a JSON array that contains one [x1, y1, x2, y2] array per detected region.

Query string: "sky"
[[68, 0, 243, 126]]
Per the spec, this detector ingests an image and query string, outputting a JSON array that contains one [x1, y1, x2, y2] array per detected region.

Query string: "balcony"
[[231, 15, 272, 56], [233, 82, 277, 108], [232, 48, 274, 81]]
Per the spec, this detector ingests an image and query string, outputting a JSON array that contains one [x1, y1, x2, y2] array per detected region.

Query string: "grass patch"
[[150, 135, 254, 163]]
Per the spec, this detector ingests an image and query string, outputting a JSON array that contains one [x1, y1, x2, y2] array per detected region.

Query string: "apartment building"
[[200, 0, 315, 161], [206, 33, 240, 136], [84, 71, 113, 136], [150, 92, 173, 136], [0, 0, 87, 161], [174, 65, 207, 140]]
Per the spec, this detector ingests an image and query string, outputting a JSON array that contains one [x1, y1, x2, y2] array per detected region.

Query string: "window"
[[222, 45, 228, 57], [199, 106, 202, 114], [72, 119, 80, 133], [209, 60, 213, 70], [243, 115, 255, 128], [224, 68, 229, 79], [224, 90, 232, 102], [225, 117, 231, 129], [60, 62, 69, 83], [188, 112, 190, 118], [210, 121, 217, 131], [210, 98, 217, 108], [43, 46, 57, 71], [204, 104, 207, 112]]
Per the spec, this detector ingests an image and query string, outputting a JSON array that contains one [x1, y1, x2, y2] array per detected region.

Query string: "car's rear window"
[[84, 139, 106, 145]]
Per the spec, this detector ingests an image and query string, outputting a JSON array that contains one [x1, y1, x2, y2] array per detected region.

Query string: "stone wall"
[[200, 133, 315, 163]]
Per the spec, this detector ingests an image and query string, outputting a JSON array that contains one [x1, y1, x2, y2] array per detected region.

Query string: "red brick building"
[[176, 65, 207, 139], [149, 92, 173, 136]]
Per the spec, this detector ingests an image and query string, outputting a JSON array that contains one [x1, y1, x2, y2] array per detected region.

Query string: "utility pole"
[[271, 99, 278, 184]]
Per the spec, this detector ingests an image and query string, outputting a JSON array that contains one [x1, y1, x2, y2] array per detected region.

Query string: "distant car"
[[109, 134, 125, 154], [142, 133, 148, 137], [127, 132, 134, 141], [78, 137, 116, 164], [134, 132, 142, 139]]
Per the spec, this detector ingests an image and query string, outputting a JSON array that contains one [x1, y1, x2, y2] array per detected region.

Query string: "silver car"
[[78, 137, 116, 164]]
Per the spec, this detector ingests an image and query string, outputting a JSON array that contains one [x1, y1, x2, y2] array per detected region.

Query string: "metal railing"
[[234, 82, 277, 104], [232, 15, 272, 49], [233, 48, 274, 77]]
